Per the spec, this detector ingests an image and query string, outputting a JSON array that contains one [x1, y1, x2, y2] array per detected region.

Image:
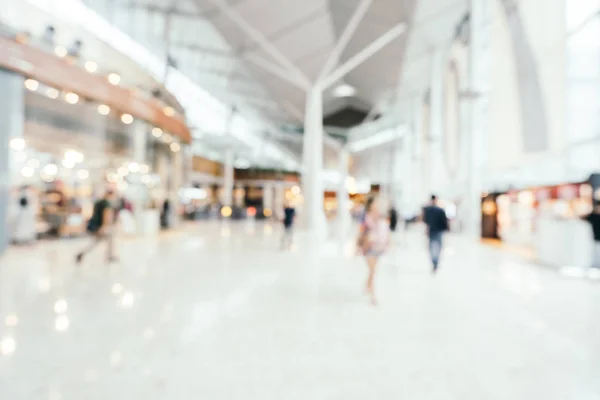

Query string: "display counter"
[[536, 217, 594, 268]]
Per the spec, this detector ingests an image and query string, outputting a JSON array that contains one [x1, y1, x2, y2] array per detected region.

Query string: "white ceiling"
[[79, 0, 468, 164]]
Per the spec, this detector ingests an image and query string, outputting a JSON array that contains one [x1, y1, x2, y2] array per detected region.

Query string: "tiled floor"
[[0, 221, 598, 399]]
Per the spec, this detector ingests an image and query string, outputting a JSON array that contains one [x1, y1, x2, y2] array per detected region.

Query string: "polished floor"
[[0, 221, 599, 399]]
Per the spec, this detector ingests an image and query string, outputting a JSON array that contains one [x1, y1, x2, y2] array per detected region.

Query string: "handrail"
[[0, 36, 192, 143]]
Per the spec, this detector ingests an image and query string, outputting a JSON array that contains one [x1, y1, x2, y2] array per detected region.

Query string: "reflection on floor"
[[0, 221, 599, 399]]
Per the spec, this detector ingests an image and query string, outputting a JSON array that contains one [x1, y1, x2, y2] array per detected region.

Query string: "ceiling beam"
[[318, 0, 374, 82], [200, 0, 311, 90], [170, 42, 236, 57], [245, 54, 309, 90], [321, 22, 407, 90]]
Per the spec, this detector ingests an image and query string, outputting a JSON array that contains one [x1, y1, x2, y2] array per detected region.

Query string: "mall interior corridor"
[[0, 222, 598, 400]]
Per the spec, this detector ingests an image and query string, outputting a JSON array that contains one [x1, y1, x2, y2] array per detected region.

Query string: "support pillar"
[[301, 86, 325, 233], [262, 182, 274, 213], [131, 121, 148, 232], [222, 149, 234, 207], [429, 49, 445, 195], [337, 148, 351, 237], [274, 182, 285, 219], [0, 70, 24, 255], [463, 0, 490, 237]]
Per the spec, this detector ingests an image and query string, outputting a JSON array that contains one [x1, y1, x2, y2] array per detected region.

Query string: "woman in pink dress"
[[357, 197, 390, 305]]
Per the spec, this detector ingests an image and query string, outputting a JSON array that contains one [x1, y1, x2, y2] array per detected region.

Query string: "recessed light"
[[108, 73, 121, 85], [65, 92, 79, 104], [54, 46, 67, 57], [84, 61, 98, 72], [46, 88, 59, 99], [121, 114, 133, 124], [24, 79, 39, 91], [163, 106, 175, 116], [333, 83, 356, 98], [98, 104, 110, 115], [152, 127, 163, 137]]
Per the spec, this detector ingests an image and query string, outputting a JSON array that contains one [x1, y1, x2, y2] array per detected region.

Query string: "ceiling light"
[[121, 114, 133, 124], [170, 142, 180, 152], [62, 159, 75, 169], [84, 61, 97, 72], [163, 134, 173, 143], [21, 166, 34, 178], [43, 163, 58, 176], [98, 104, 110, 115], [152, 127, 163, 137], [77, 169, 89, 180], [46, 88, 59, 99], [54, 46, 67, 57], [65, 149, 84, 163], [24, 79, 39, 91], [108, 73, 121, 85], [139, 164, 149, 174], [163, 106, 175, 116], [128, 162, 140, 173], [65, 92, 79, 104], [0, 336, 16, 355], [9, 138, 26, 151], [333, 83, 356, 98]]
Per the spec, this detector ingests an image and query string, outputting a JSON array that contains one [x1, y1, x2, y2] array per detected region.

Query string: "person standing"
[[76, 189, 117, 264], [357, 197, 390, 305], [13, 186, 37, 245], [583, 204, 600, 268], [280, 201, 296, 250], [423, 195, 449, 273]]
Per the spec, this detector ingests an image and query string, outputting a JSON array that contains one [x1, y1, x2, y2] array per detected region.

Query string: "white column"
[[463, 0, 491, 237], [429, 49, 445, 195], [0, 70, 24, 255], [222, 149, 234, 207], [263, 182, 274, 212], [170, 147, 183, 227], [412, 94, 425, 211], [274, 182, 285, 219], [337, 148, 351, 236], [301, 86, 325, 233], [131, 121, 148, 232], [400, 134, 413, 214]]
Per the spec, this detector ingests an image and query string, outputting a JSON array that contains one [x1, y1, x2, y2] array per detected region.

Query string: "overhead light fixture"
[[152, 127, 163, 137], [139, 164, 149, 174], [128, 162, 140, 173], [21, 166, 34, 178], [163, 134, 173, 143], [61, 159, 75, 169], [65, 149, 84, 163], [24, 79, 39, 91], [163, 106, 175, 116], [46, 88, 59, 99], [84, 61, 97, 73], [121, 114, 133, 124], [333, 83, 356, 98], [9, 138, 26, 151], [98, 104, 110, 115], [77, 169, 89, 180], [107, 73, 121, 85], [54, 46, 67, 57], [65, 92, 79, 104], [170, 142, 180, 152], [43, 163, 58, 176]]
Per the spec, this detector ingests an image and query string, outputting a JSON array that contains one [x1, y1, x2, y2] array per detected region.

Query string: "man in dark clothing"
[[423, 195, 449, 273], [76, 190, 117, 264], [583, 204, 600, 268], [389, 207, 398, 232], [281, 202, 296, 250]]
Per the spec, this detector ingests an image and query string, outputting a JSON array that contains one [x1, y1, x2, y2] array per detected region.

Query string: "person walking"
[[280, 200, 296, 250], [423, 195, 449, 273], [357, 197, 390, 305], [583, 203, 600, 268], [75, 189, 118, 264]]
